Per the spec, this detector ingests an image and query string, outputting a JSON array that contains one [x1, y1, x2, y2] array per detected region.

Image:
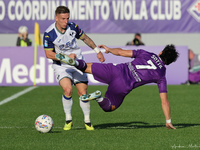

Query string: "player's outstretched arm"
[[80, 33, 105, 63], [98, 45, 133, 58], [159, 93, 176, 130]]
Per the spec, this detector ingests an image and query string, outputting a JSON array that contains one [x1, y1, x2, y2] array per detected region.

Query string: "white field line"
[[0, 86, 37, 106], [0, 126, 132, 129], [0, 126, 83, 129]]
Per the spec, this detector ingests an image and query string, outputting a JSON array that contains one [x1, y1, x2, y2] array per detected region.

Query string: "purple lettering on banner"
[[0, 0, 200, 33], [0, 46, 188, 86]]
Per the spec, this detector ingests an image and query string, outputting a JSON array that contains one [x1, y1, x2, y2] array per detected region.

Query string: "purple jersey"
[[92, 49, 167, 110], [126, 49, 167, 93]]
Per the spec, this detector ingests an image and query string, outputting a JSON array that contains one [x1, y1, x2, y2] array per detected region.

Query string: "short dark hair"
[[159, 44, 179, 65], [55, 6, 70, 15]]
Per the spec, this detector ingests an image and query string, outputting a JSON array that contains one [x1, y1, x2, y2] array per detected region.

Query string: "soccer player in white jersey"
[[43, 6, 105, 131]]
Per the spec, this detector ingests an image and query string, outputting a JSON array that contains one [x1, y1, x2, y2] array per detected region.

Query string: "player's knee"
[[103, 105, 116, 112], [111, 105, 116, 111], [63, 88, 72, 97]]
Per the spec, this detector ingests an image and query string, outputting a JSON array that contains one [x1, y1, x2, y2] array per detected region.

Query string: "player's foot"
[[85, 123, 94, 131], [55, 53, 76, 66], [80, 90, 101, 101], [63, 121, 73, 130]]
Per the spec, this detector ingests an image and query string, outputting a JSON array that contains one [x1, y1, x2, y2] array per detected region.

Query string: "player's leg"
[[83, 83, 126, 112], [74, 71, 94, 131], [84, 63, 93, 74], [80, 63, 129, 112], [75, 83, 94, 130], [75, 60, 93, 73], [53, 65, 74, 130], [97, 84, 127, 112], [79, 63, 113, 102], [55, 53, 90, 72], [96, 97, 116, 112], [59, 78, 74, 130]]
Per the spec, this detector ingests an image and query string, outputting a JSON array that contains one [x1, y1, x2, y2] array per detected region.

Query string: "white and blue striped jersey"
[[43, 22, 84, 60]]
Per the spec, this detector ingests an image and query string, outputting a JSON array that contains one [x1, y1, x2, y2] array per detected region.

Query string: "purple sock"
[[98, 97, 112, 112], [76, 60, 87, 72]]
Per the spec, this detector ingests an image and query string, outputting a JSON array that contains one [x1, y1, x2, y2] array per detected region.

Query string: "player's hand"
[[98, 45, 110, 54], [166, 123, 176, 129], [97, 52, 105, 63], [68, 53, 77, 59]]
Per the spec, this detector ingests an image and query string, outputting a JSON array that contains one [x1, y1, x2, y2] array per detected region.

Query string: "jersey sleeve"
[[43, 32, 54, 51], [131, 49, 144, 58], [157, 76, 167, 93], [69, 22, 84, 39]]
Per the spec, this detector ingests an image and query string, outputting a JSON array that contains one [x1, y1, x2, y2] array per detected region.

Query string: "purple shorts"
[[92, 63, 134, 109]]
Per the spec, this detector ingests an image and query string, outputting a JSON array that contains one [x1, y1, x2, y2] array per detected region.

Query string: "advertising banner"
[[0, 45, 188, 86], [0, 0, 200, 33]]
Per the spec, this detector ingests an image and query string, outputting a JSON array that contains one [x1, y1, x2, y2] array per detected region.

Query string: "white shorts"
[[52, 64, 88, 85]]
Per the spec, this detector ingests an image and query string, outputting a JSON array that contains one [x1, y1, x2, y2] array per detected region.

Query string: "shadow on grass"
[[94, 122, 200, 129], [174, 123, 200, 129]]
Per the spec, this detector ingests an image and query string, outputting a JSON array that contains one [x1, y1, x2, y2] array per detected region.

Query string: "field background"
[[0, 85, 200, 150]]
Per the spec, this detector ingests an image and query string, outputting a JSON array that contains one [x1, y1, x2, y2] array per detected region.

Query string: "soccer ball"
[[35, 115, 53, 133]]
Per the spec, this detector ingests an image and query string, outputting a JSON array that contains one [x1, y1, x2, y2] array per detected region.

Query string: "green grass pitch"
[[0, 85, 200, 150]]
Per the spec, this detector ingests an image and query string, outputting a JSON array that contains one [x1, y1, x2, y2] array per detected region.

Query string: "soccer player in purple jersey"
[[60, 44, 179, 129]]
